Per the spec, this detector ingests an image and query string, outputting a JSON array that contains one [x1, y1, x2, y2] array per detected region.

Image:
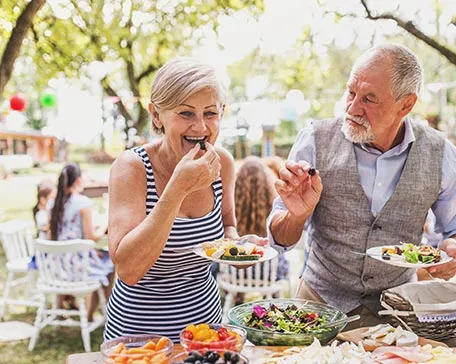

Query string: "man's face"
[[342, 61, 405, 145]]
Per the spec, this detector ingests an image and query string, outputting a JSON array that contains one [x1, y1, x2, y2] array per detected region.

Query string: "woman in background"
[[235, 156, 289, 293], [50, 162, 114, 321]]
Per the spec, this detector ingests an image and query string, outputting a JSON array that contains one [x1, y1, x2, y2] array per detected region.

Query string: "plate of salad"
[[193, 238, 277, 266], [366, 243, 451, 268]]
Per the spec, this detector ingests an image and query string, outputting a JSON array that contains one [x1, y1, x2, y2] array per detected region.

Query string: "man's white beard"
[[341, 114, 375, 144]]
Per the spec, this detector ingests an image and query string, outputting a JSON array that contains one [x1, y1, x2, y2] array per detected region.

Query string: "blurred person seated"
[[50, 162, 114, 321], [234, 156, 289, 302], [32, 181, 56, 239]]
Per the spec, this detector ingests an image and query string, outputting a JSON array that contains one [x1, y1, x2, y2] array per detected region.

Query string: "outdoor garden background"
[[0, 0, 455, 363]]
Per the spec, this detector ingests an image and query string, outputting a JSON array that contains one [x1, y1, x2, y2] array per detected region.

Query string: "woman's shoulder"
[[215, 146, 234, 167], [70, 194, 93, 209], [111, 143, 159, 173], [216, 146, 235, 185]]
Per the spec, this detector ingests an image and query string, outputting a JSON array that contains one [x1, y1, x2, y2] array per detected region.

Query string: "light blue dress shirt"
[[267, 118, 456, 252]]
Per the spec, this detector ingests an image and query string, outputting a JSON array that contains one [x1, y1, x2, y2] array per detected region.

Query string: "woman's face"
[[153, 88, 223, 160]]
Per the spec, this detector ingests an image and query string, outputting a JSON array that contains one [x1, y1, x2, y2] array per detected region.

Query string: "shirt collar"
[[357, 117, 415, 155]]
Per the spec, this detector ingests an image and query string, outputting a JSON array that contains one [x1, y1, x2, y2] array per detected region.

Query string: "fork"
[[349, 251, 383, 257], [171, 238, 249, 253]]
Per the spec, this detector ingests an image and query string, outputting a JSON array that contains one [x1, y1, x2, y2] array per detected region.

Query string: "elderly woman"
[[104, 58, 266, 342]]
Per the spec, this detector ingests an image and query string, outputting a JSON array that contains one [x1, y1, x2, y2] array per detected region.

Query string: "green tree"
[[357, 0, 456, 66], [0, 0, 46, 98], [29, 0, 264, 140]]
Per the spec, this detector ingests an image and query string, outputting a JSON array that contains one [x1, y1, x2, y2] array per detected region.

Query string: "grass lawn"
[[0, 163, 111, 363]]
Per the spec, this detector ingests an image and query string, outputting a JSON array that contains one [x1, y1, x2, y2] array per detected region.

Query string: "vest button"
[[363, 275, 373, 282], [372, 224, 382, 230]]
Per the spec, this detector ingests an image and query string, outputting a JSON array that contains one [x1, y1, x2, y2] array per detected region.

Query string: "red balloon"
[[9, 94, 27, 111]]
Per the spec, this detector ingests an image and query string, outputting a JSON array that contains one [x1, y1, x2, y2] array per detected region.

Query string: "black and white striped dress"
[[104, 146, 223, 342]]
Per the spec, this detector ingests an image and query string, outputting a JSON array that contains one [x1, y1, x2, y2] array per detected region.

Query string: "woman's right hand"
[[170, 142, 221, 195], [275, 160, 323, 219]]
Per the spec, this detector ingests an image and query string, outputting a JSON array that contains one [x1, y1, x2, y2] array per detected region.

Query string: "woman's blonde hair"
[[235, 156, 276, 237], [150, 58, 226, 134]]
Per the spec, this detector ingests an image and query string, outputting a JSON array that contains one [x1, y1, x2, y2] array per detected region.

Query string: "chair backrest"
[[0, 219, 35, 262], [218, 256, 283, 294], [34, 238, 96, 287]]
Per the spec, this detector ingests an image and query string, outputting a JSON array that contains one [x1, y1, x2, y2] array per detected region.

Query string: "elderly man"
[[268, 43, 456, 329]]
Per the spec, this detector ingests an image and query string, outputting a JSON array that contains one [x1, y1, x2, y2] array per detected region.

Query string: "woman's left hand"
[[426, 238, 456, 280], [240, 234, 268, 247]]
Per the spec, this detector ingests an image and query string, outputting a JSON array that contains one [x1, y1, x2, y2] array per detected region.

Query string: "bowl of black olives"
[[170, 349, 249, 364]]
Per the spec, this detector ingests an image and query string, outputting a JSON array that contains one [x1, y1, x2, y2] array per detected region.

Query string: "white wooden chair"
[[28, 239, 107, 352], [0, 219, 40, 318], [217, 256, 288, 321]]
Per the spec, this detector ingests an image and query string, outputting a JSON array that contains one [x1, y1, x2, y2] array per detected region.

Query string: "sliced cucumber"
[[221, 255, 260, 261]]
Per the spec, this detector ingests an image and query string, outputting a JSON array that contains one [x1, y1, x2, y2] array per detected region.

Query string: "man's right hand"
[[275, 160, 323, 219]]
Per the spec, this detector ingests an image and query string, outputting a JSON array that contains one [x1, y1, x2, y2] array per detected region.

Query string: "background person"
[[50, 162, 114, 321], [32, 181, 56, 239], [104, 58, 266, 342], [235, 156, 289, 286], [267, 43, 456, 330]]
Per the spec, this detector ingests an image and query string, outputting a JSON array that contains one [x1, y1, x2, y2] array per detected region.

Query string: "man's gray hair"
[[353, 43, 423, 100]]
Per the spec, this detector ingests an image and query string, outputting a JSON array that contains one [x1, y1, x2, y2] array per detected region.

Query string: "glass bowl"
[[100, 334, 173, 364], [179, 323, 246, 353], [227, 298, 348, 346], [170, 349, 249, 364]]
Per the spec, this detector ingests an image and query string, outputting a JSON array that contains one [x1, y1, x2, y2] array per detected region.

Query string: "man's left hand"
[[426, 238, 456, 280], [240, 234, 268, 246]]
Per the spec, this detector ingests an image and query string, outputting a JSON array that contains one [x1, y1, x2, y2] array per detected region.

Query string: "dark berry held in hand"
[[199, 141, 206, 150], [308, 168, 316, 176]]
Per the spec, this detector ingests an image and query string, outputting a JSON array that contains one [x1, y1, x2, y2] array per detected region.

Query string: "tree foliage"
[[0, 0, 46, 98], [227, 0, 456, 129], [28, 0, 264, 138]]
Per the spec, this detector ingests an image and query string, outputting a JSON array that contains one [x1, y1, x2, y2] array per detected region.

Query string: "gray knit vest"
[[302, 117, 445, 313]]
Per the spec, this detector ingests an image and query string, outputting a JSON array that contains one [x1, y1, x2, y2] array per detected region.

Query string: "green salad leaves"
[[244, 304, 331, 334]]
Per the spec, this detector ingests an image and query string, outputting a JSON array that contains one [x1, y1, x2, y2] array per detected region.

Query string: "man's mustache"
[[344, 114, 369, 126]]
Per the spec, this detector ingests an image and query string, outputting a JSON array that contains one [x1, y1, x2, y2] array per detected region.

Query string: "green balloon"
[[39, 92, 57, 108]]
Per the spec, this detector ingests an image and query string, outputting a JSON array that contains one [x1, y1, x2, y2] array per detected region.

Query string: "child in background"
[[32, 181, 56, 239]]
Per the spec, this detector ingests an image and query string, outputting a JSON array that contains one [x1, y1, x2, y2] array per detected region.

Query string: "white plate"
[[194, 243, 278, 266], [366, 246, 452, 268]]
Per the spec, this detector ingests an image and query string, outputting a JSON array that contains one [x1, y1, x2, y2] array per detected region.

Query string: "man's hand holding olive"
[[275, 160, 323, 220]]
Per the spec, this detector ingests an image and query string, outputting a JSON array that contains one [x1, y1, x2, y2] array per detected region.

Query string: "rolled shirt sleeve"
[[432, 139, 456, 241], [267, 124, 316, 252]]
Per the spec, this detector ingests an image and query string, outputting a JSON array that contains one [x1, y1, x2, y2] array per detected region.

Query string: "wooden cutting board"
[[337, 327, 448, 351]]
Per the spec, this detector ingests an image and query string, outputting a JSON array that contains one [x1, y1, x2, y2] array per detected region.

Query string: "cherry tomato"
[[217, 328, 230, 341], [182, 330, 193, 340], [305, 313, 318, 321]]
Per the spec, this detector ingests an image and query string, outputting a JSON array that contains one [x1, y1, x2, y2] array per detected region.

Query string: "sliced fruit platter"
[[194, 238, 277, 266]]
